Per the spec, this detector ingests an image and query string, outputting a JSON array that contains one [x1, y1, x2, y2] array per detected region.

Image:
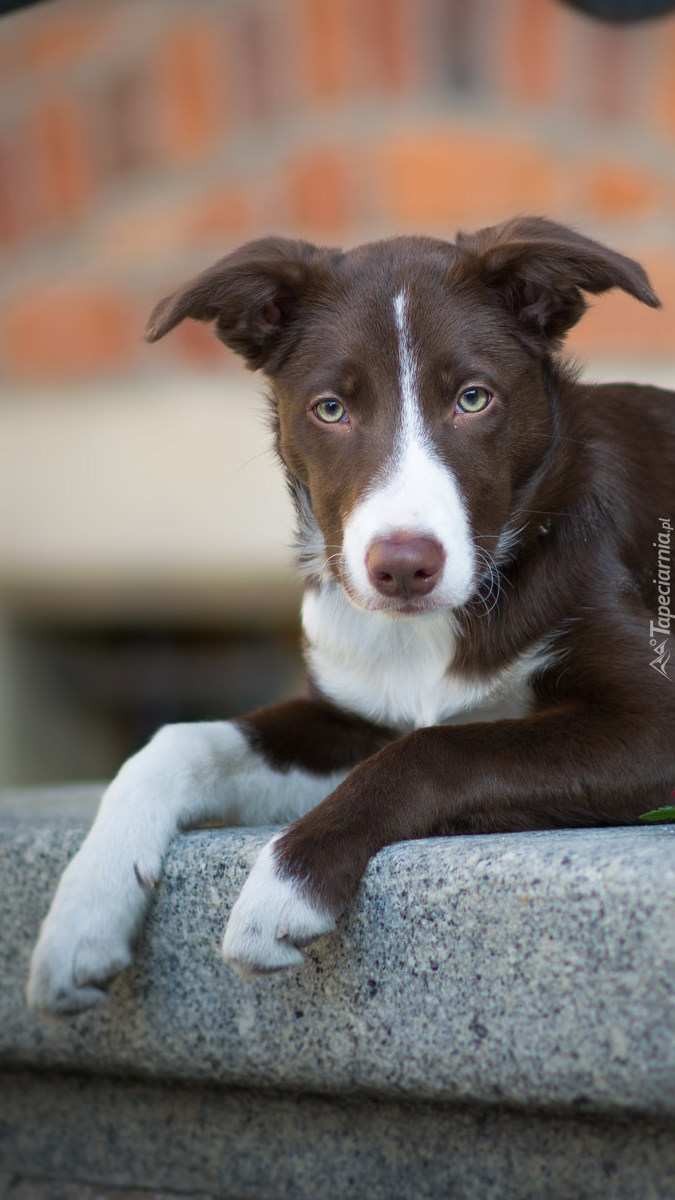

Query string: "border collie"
[[28, 217, 675, 1012]]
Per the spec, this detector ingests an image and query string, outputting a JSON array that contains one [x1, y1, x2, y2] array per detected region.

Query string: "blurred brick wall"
[[1, 0, 674, 387]]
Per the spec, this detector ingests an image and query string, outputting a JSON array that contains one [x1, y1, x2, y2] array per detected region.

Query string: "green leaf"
[[639, 806, 675, 823]]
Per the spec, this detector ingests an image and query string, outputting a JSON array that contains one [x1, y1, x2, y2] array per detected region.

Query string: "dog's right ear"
[[145, 237, 338, 370]]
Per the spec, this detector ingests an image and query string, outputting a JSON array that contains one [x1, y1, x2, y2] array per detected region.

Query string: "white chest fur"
[[302, 585, 549, 731]]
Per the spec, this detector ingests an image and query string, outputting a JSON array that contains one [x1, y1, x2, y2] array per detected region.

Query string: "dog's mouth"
[[383, 601, 447, 617], [339, 576, 458, 617]]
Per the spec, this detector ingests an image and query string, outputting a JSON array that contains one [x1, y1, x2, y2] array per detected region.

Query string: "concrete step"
[[2, 786, 675, 1199]]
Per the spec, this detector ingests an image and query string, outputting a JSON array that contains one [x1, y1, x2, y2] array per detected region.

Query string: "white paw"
[[222, 836, 337, 979], [27, 844, 159, 1016]]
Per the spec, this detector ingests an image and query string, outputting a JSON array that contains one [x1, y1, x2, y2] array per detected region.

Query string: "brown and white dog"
[[28, 217, 675, 1013]]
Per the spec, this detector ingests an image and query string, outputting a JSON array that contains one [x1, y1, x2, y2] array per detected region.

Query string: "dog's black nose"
[[366, 535, 445, 598]]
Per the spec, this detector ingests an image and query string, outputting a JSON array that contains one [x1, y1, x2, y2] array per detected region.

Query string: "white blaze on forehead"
[[340, 287, 476, 611], [393, 289, 422, 446]]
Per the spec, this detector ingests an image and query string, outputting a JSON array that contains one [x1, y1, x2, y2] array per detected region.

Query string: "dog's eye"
[[313, 397, 347, 424], [456, 386, 492, 414]]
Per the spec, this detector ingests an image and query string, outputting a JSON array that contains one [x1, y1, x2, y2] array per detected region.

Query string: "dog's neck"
[[301, 578, 556, 731]]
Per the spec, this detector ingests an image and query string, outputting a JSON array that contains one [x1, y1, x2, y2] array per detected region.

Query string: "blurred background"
[[0, 0, 674, 786]]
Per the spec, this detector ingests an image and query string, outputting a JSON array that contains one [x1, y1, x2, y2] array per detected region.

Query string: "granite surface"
[[2, 786, 675, 1117], [2, 1069, 674, 1200]]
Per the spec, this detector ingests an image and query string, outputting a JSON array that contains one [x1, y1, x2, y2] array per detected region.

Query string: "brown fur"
[[148, 218, 675, 913]]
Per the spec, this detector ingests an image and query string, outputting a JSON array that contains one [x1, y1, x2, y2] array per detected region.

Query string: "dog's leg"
[[223, 701, 672, 975], [27, 702, 391, 1014]]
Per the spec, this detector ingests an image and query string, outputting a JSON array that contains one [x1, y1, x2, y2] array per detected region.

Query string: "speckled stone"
[[1, 1069, 675, 1200], [2, 787, 675, 1198]]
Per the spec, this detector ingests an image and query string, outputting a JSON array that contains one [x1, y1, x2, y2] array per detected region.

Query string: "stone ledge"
[[2, 1069, 674, 1200], [2, 787, 675, 1116], [3, 788, 675, 1199]]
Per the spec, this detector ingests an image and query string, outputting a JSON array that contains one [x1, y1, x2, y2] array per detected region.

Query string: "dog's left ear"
[[454, 217, 660, 346], [145, 237, 338, 370]]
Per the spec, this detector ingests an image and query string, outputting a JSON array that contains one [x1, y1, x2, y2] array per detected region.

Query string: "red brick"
[[2, 285, 137, 382], [4, 110, 55, 243], [582, 162, 661, 219], [232, 8, 282, 120], [104, 187, 252, 263], [568, 251, 675, 358], [16, 13, 114, 70], [0, 129, 33, 246], [378, 131, 566, 229], [105, 208, 191, 262], [0, 143, 14, 245], [0, 26, 20, 90], [501, 0, 564, 107], [361, 0, 417, 92], [587, 26, 634, 125], [93, 65, 154, 182], [286, 148, 354, 233], [29, 95, 93, 224], [654, 22, 675, 137], [153, 21, 227, 163], [296, 0, 354, 101], [184, 187, 253, 241]]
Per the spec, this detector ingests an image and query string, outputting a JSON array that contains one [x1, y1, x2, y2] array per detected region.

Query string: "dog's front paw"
[[28, 922, 133, 1016], [27, 847, 159, 1016], [222, 837, 337, 979]]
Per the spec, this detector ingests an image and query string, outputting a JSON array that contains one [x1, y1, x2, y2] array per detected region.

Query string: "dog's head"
[[147, 218, 658, 615]]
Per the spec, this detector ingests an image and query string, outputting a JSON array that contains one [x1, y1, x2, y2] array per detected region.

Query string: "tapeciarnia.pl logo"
[[650, 517, 672, 679]]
